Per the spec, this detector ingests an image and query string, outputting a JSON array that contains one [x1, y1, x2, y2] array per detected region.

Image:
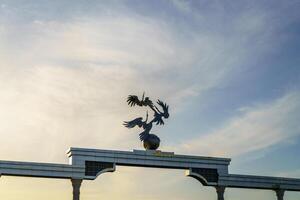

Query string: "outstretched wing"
[[153, 112, 164, 125], [156, 118, 165, 125], [143, 97, 153, 107], [157, 99, 169, 118], [127, 95, 141, 107], [123, 117, 144, 128], [139, 131, 148, 141]]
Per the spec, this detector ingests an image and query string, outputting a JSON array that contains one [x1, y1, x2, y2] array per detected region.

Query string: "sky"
[[0, 0, 300, 199]]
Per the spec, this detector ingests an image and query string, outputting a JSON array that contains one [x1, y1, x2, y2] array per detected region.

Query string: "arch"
[[186, 169, 209, 186], [185, 168, 219, 186], [85, 161, 116, 179], [95, 164, 116, 177]]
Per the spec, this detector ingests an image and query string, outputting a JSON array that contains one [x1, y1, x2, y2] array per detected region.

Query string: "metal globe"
[[143, 134, 160, 150]]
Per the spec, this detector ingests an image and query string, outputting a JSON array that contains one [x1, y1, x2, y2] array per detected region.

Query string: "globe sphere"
[[143, 134, 160, 150]]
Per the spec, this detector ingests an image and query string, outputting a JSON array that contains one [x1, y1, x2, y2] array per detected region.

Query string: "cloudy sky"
[[0, 0, 300, 199]]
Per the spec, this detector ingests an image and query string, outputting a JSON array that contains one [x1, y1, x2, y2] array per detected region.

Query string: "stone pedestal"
[[71, 179, 82, 200], [275, 189, 285, 200], [215, 186, 225, 200]]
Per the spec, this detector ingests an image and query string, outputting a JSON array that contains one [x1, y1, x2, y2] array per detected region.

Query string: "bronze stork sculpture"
[[123, 93, 169, 150]]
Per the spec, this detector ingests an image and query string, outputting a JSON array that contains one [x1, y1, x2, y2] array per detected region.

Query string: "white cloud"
[[181, 91, 300, 157], [0, 64, 139, 161], [0, 7, 275, 98]]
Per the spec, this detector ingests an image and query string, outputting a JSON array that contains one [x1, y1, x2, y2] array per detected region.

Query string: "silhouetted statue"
[[124, 92, 169, 150]]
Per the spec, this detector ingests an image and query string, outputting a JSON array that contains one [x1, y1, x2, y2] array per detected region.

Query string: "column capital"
[[215, 186, 226, 200], [71, 179, 82, 186], [275, 189, 285, 200], [71, 179, 83, 200], [215, 186, 226, 193]]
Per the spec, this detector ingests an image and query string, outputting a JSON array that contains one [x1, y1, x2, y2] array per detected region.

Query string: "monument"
[[123, 93, 169, 150]]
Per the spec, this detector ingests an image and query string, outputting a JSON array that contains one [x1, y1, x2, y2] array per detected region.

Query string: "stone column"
[[275, 189, 285, 200], [215, 186, 226, 200], [71, 179, 83, 200]]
